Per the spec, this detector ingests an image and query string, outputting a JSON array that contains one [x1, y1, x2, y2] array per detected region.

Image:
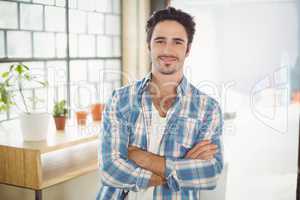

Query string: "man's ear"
[[185, 44, 191, 57], [147, 43, 151, 51]]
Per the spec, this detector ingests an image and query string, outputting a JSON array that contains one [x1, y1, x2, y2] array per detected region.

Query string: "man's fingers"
[[185, 142, 217, 158], [196, 143, 217, 154], [200, 155, 214, 160], [186, 147, 217, 159], [128, 145, 139, 152], [185, 151, 196, 159], [186, 140, 211, 156], [196, 149, 217, 160]]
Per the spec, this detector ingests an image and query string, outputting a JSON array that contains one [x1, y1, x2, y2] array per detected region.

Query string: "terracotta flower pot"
[[54, 116, 66, 131], [292, 91, 300, 104], [91, 103, 105, 121], [76, 111, 88, 125]]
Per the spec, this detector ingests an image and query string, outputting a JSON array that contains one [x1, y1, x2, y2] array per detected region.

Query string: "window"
[[0, 0, 122, 121]]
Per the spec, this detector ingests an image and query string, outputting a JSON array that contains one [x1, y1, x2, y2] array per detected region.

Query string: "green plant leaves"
[[0, 64, 48, 113], [0, 83, 14, 112], [2, 72, 9, 78], [53, 100, 68, 117]]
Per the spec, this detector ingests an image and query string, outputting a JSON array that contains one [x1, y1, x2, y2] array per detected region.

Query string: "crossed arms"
[[128, 139, 218, 187], [99, 91, 223, 192]]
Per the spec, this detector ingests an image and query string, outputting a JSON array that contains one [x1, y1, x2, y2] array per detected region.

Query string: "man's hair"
[[146, 7, 196, 45]]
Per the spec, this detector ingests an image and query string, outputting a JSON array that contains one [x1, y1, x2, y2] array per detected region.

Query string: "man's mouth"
[[159, 56, 177, 65]]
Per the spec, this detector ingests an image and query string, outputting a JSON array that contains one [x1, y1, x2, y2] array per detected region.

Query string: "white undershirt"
[[127, 104, 167, 200]]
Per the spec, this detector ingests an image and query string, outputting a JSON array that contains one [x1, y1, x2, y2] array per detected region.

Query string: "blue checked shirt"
[[97, 74, 223, 200]]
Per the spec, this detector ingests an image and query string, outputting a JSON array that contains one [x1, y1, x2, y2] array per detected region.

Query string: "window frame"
[[0, 0, 122, 121]]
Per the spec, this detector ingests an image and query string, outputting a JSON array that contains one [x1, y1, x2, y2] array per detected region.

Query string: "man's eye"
[[175, 41, 182, 45], [156, 40, 164, 44]]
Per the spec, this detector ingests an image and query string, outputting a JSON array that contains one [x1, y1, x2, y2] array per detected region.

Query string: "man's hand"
[[185, 140, 218, 160], [149, 174, 166, 187]]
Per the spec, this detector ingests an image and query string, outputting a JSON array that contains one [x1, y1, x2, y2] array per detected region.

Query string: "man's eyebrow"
[[153, 37, 186, 42], [154, 37, 166, 40], [173, 38, 185, 42]]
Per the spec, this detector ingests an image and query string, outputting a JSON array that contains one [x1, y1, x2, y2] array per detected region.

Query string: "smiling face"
[[149, 20, 190, 76]]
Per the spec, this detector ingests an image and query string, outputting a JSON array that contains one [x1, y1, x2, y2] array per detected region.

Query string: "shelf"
[[0, 119, 100, 190]]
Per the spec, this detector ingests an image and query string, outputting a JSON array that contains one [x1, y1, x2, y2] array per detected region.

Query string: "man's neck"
[[150, 71, 183, 97], [149, 71, 183, 117]]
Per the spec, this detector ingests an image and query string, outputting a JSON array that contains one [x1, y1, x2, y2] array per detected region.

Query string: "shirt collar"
[[139, 72, 189, 96]]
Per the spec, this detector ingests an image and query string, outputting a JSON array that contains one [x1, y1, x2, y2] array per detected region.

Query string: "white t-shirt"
[[127, 104, 167, 200]]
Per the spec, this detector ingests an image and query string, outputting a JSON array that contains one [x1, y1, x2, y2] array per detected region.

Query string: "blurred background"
[[0, 0, 299, 199]]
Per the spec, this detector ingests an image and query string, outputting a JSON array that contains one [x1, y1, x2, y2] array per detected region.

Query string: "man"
[[97, 7, 223, 200]]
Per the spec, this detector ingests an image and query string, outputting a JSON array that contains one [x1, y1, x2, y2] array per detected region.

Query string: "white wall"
[[172, 0, 299, 200], [173, 0, 298, 93]]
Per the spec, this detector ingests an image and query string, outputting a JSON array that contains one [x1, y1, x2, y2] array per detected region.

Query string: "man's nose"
[[162, 42, 173, 54]]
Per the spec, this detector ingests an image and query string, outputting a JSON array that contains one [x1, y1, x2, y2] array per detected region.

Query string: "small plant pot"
[[292, 91, 300, 103], [91, 103, 105, 121], [54, 116, 66, 131], [20, 112, 51, 141], [76, 111, 88, 126]]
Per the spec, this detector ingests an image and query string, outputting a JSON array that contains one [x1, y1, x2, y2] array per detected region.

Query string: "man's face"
[[149, 20, 190, 75]]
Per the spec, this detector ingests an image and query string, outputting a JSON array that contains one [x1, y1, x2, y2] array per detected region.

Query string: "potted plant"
[[90, 84, 105, 121], [0, 64, 49, 141], [76, 110, 88, 126], [91, 103, 105, 121], [53, 100, 68, 131]]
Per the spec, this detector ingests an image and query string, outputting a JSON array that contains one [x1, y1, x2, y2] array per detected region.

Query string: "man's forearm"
[[128, 140, 218, 178], [128, 147, 166, 178], [140, 151, 166, 178]]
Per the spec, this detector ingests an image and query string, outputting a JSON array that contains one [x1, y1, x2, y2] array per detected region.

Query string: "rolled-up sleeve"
[[99, 90, 152, 192], [164, 102, 223, 191]]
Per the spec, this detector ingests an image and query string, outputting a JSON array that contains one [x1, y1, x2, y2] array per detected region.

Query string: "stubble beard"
[[155, 62, 178, 75]]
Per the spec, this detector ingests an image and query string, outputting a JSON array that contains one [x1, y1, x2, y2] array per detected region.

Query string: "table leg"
[[35, 190, 42, 200], [297, 118, 300, 199]]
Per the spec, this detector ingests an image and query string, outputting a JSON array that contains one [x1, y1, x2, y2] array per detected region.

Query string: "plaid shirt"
[[97, 74, 223, 200]]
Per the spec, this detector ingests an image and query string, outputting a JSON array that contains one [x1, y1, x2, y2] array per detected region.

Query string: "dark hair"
[[146, 7, 195, 45]]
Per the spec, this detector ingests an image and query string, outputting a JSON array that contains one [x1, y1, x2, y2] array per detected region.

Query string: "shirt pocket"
[[174, 117, 200, 148], [165, 117, 202, 158]]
